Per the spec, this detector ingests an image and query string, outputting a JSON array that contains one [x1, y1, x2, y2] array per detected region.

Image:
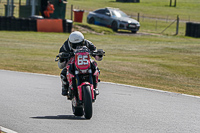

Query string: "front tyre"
[[131, 30, 137, 34], [88, 17, 95, 24], [83, 85, 93, 119]]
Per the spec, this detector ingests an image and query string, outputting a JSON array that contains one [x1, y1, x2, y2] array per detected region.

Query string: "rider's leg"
[[60, 68, 69, 96], [91, 60, 100, 95]]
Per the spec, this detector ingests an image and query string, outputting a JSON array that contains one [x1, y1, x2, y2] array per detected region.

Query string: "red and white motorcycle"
[[55, 46, 105, 119]]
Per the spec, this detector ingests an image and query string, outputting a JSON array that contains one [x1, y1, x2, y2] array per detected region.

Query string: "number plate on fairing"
[[75, 52, 90, 70], [129, 24, 136, 28]]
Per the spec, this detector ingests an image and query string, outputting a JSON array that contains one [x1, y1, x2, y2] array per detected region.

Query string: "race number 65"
[[78, 55, 88, 65]]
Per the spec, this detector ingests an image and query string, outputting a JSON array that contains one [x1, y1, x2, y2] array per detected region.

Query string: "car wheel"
[[131, 30, 137, 34], [89, 17, 95, 24], [111, 21, 118, 32]]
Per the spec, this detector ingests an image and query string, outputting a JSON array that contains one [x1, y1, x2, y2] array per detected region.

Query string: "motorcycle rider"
[[57, 31, 102, 97]]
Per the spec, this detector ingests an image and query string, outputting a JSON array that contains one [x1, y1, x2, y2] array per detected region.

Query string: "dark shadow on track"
[[30, 115, 85, 120]]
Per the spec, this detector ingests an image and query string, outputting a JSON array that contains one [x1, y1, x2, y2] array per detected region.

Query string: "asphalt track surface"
[[0, 70, 200, 133]]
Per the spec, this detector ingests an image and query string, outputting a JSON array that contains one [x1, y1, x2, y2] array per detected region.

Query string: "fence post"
[[166, 15, 168, 22], [142, 14, 144, 21], [176, 15, 179, 35], [137, 13, 140, 22], [155, 19, 157, 31], [71, 5, 73, 21]]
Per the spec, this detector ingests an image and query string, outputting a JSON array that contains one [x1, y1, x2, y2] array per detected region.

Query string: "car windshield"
[[111, 9, 128, 18]]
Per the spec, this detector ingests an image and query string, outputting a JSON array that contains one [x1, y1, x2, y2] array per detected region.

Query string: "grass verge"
[[0, 31, 200, 96]]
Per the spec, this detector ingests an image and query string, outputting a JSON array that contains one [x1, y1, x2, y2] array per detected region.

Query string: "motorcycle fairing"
[[75, 52, 91, 71]]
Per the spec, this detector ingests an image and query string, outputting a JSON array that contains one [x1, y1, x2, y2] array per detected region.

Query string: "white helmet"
[[68, 31, 85, 49]]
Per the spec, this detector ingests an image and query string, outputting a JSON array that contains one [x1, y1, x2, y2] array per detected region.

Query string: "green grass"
[[0, 31, 200, 96], [75, 22, 115, 34], [64, 0, 200, 36], [66, 0, 200, 21]]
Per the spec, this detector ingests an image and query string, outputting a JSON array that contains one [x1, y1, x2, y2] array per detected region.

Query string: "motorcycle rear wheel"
[[72, 106, 84, 116], [72, 97, 84, 116], [83, 85, 93, 119]]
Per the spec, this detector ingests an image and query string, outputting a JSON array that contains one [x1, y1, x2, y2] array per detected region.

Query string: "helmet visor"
[[70, 40, 84, 49]]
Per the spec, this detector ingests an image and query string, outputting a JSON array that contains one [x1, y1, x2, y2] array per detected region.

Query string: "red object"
[[73, 9, 84, 23], [77, 82, 94, 101], [64, 47, 101, 119], [37, 19, 63, 32], [66, 48, 97, 101]]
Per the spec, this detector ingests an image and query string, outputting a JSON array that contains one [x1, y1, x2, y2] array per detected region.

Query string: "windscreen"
[[111, 9, 128, 18]]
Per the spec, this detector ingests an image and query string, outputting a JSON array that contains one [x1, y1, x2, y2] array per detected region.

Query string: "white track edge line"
[[0, 126, 18, 133], [101, 81, 200, 99]]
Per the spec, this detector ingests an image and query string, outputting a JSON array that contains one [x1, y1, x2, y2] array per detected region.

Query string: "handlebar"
[[92, 49, 105, 57], [55, 49, 105, 62]]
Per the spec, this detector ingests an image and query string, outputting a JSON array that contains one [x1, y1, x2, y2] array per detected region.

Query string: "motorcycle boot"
[[61, 74, 69, 96], [62, 84, 69, 96], [67, 88, 73, 100], [94, 88, 99, 95], [93, 67, 100, 96]]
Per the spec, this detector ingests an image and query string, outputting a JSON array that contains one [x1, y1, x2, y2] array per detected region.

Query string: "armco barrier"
[[186, 22, 200, 38], [0, 17, 73, 33]]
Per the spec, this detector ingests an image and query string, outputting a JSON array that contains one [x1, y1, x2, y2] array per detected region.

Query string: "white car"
[[87, 7, 140, 33]]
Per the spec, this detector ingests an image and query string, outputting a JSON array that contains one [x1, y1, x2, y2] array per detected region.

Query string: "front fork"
[[76, 67, 95, 102], [67, 65, 99, 104], [77, 83, 95, 101]]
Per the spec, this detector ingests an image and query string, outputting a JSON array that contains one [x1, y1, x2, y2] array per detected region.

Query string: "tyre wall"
[[0, 16, 73, 33], [185, 22, 200, 38]]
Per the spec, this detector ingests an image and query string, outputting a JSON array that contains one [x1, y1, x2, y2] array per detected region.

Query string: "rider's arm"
[[58, 40, 70, 69], [84, 39, 104, 61], [59, 40, 71, 62], [84, 39, 96, 52], [58, 60, 66, 69]]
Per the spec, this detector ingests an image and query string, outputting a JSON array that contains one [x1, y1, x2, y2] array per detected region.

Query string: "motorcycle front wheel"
[[83, 85, 93, 119]]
